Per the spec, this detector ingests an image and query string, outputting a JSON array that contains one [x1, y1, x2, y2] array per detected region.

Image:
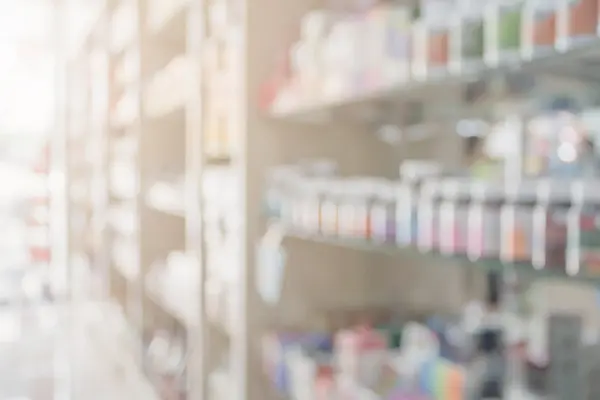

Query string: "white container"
[[286, 348, 317, 400]]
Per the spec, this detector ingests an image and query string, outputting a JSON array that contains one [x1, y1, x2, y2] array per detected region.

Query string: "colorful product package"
[[370, 180, 398, 244], [556, 0, 599, 48], [521, 0, 559, 58]]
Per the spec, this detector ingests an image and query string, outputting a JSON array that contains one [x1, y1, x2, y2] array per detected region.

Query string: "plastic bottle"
[[383, 2, 412, 84], [466, 327, 506, 399], [450, 0, 488, 74], [300, 178, 322, 233], [501, 182, 538, 266], [354, 179, 375, 240], [337, 181, 355, 238], [291, 177, 307, 230], [547, 110, 588, 178], [521, 0, 560, 59], [485, 0, 525, 66], [338, 179, 371, 240], [567, 180, 600, 276], [532, 180, 571, 271], [418, 178, 442, 253], [320, 179, 341, 237], [396, 181, 419, 247], [467, 182, 505, 261], [439, 178, 471, 256], [397, 161, 441, 247], [370, 179, 397, 243], [556, 0, 599, 49]]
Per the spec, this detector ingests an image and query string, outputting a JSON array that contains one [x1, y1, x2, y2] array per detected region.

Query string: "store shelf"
[[64, 0, 600, 398], [283, 229, 600, 285], [269, 36, 600, 124]]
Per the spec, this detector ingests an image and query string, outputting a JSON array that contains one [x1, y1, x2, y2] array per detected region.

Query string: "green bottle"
[[462, 19, 486, 59], [497, 1, 524, 51]]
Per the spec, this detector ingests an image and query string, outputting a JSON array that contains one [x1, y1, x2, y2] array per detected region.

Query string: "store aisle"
[[0, 303, 158, 400]]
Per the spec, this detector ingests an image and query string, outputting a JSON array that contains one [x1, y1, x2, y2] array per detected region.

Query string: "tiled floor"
[[0, 303, 158, 400]]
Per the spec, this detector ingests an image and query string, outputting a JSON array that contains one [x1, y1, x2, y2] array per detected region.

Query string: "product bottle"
[[418, 178, 442, 253], [301, 179, 322, 234], [556, 0, 599, 49], [567, 180, 600, 276], [501, 182, 538, 266], [547, 110, 588, 178], [370, 180, 397, 244], [521, 0, 559, 59], [397, 161, 441, 247], [320, 180, 340, 237], [450, 0, 488, 74], [468, 182, 504, 261], [439, 178, 471, 257], [384, 2, 412, 83], [397, 181, 419, 247], [485, 0, 525, 66], [356, 179, 375, 240], [412, 0, 455, 80], [532, 181, 571, 272], [466, 326, 506, 399], [337, 181, 356, 239], [291, 177, 307, 230]]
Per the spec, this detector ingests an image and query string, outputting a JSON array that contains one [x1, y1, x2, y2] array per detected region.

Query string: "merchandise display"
[[264, 162, 600, 278], [67, 0, 242, 397], [521, 0, 558, 58], [64, 0, 600, 398], [262, 302, 600, 399], [264, 0, 600, 114]]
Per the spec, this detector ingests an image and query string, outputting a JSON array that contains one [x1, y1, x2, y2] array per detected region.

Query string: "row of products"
[[263, 0, 600, 111], [465, 109, 600, 180], [262, 305, 599, 399], [266, 165, 600, 276]]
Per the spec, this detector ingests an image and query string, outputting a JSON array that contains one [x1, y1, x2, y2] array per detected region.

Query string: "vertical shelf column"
[[236, 0, 318, 397], [95, 1, 114, 300], [51, 0, 70, 301], [186, 0, 209, 398]]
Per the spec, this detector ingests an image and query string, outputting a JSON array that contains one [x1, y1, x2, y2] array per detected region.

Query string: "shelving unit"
[[57, 0, 600, 398], [61, 0, 239, 398]]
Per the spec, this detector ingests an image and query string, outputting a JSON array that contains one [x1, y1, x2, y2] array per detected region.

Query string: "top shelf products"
[[265, 0, 600, 115]]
